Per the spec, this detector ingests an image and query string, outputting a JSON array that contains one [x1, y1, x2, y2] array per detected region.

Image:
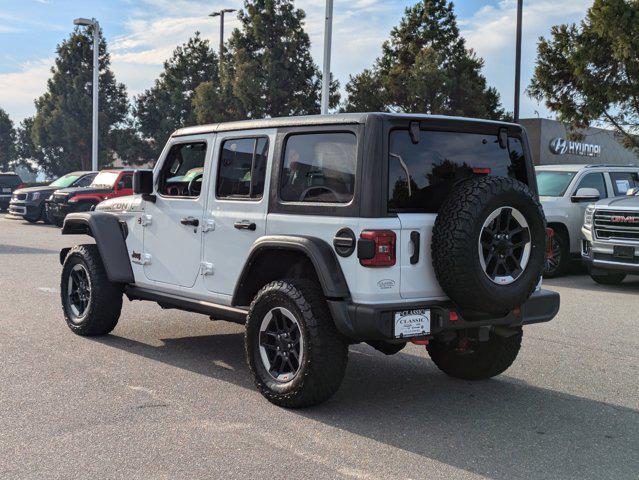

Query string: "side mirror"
[[627, 187, 639, 196], [133, 170, 153, 195], [571, 187, 600, 203]]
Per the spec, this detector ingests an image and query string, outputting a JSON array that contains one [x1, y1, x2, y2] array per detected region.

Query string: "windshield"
[[50, 174, 81, 188], [90, 171, 119, 188], [536, 171, 576, 197]]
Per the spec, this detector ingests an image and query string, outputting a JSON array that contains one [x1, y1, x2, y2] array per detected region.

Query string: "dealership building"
[[520, 118, 638, 166]]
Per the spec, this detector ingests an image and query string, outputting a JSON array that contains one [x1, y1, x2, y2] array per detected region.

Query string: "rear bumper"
[[328, 289, 560, 342]]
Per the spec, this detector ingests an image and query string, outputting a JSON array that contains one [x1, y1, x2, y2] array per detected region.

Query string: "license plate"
[[614, 245, 635, 259], [1, 188, 10, 193], [394, 309, 430, 338]]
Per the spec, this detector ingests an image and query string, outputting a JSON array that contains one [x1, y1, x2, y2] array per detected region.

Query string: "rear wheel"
[[60, 244, 122, 336], [544, 228, 569, 278], [591, 272, 626, 285], [427, 329, 522, 380], [245, 279, 348, 408]]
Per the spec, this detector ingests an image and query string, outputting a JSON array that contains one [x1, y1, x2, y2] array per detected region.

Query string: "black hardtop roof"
[[172, 113, 520, 137]]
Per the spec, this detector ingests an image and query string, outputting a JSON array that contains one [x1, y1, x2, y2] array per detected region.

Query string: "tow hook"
[[454, 337, 474, 355], [411, 339, 429, 346]]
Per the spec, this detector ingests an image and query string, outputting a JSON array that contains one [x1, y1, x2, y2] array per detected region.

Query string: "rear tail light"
[[472, 168, 491, 175], [358, 230, 396, 267]]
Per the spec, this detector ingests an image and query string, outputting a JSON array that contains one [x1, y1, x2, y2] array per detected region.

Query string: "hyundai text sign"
[[549, 137, 601, 157]]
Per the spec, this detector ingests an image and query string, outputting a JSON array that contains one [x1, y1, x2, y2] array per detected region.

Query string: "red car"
[[46, 169, 140, 227]]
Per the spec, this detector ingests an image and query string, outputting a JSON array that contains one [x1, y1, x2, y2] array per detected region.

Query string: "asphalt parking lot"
[[0, 215, 637, 480]]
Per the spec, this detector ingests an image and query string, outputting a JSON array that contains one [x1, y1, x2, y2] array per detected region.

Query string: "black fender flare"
[[232, 235, 350, 305], [60, 212, 134, 284]]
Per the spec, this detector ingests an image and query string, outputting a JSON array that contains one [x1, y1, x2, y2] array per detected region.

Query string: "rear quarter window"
[[388, 129, 528, 213], [280, 132, 357, 204]]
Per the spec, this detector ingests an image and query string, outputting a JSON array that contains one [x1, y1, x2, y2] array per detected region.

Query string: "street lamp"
[[74, 17, 100, 172], [321, 0, 334, 115], [514, 0, 523, 123], [209, 8, 237, 72]]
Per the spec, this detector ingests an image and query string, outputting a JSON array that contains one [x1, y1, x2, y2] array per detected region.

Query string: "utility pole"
[[514, 0, 523, 123], [210, 9, 237, 73], [74, 17, 100, 171], [321, 0, 334, 115]]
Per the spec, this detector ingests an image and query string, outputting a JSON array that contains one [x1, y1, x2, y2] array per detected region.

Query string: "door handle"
[[234, 220, 257, 231], [180, 217, 200, 227], [410, 231, 421, 265]]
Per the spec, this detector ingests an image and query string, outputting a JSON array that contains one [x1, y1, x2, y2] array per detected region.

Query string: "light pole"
[[514, 0, 523, 123], [321, 0, 334, 115], [209, 8, 237, 72], [74, 17, 100, 172]]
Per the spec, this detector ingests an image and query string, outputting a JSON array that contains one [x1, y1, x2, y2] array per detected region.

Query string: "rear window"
[[280, 132, 357, 204], [0, 174, 22, 188], [388, 129, 528, 213]]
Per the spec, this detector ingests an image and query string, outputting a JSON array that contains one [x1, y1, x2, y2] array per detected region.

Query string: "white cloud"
[[460, 0, 592, 118], [0, 58, 51, 123]]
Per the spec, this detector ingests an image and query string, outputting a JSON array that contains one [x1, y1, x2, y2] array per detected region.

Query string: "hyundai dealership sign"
[[549, 137, 601, 157]]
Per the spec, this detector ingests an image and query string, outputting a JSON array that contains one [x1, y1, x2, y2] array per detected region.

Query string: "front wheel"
[[245, 279, 349, 408], [544, 229, 569, 278], [591, 272, 626, 285], [427, 328, 522, 380], [61, 244, 123, 336]]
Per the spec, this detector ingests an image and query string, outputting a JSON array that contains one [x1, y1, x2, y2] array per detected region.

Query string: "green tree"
[[0, 108, 16, 171], [13, 118, 41, 172], [32, 27, 132, 176], [528, 0, 639, 151], [227, 0, 339, 118], [135, 33, 219, 158], [343, 0, 504, 119]]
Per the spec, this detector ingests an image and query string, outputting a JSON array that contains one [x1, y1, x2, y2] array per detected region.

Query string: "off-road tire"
[[544, 228, 569, 278], [432, 176, 546, 314], [60, 244, 122, 336], [591, 272, 626, 285], [245, 279, 349, 408], [427, 328, 522, 380]]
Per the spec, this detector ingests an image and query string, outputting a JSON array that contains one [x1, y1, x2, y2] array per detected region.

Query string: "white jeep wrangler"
[[59, 113, 560, 408]]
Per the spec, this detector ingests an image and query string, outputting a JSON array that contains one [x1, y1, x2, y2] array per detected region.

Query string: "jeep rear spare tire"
[[431, 176, 546, 314]]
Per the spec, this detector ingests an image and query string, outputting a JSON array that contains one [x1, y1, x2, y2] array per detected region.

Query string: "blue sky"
[[0, 0, 593, 123]]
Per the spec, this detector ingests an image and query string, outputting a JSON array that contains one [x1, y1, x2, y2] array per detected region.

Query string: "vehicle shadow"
[[544, 273, 639, 295], [0, 243, 59, 255], [97, 331, 638, 480]]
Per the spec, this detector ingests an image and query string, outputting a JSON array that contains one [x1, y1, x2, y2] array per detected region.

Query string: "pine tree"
[[31, 27, 131, 176], [227, 0, 339, 118], [343, 0, 505, 119], [0, 108, 16, 171], [529, 0, 639, 152], [135, 33, 219, 157]]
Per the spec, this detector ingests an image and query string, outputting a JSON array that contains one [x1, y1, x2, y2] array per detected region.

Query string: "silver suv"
[[537, 164, 639, 277], [582, 193, 639, 284]]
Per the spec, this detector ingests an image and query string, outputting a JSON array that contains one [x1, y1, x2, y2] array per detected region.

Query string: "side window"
[[158, 142, 207, 198], [76, 175, 94, 187], [280, 132, 357, 204], [610, 172, 639, 196], [120, 174, 133, 190], [216, 137, 269, 200], [575, 173, 606, 198]]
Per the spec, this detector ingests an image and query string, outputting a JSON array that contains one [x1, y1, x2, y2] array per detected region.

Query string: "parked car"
[[9, 171, 97, 223], [0, 172, 24, 212], [536, 164, 639, 277], [58, 113, 559, 408], [46, 169, 137, 227], [582, 191, 639, 284]]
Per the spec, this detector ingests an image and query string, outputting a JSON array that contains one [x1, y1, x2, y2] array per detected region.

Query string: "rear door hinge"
[[200, 262, 214, 276], [202, 219, 215, 233], [138, 214, 153, 227]]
